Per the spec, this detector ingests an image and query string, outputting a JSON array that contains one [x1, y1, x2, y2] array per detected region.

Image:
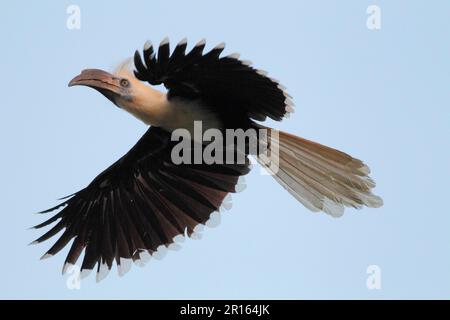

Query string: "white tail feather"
[[258, 128, 383, 217]]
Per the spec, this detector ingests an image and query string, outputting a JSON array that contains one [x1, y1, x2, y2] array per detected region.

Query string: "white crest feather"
[[113, 57, 134, 78]]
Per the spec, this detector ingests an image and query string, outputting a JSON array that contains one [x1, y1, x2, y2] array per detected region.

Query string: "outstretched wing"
[[32, 127, 250, 281], [133, 38, 294, 123]]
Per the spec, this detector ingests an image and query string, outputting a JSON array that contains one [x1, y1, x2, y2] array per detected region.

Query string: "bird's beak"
[[69, 69, 125, 103]]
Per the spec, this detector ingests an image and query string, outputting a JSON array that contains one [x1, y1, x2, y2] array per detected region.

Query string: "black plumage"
[[134, 39, 290, 127], [33, 127, 250, 279]]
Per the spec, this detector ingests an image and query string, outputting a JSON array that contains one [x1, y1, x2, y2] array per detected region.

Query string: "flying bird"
[[32, 38, 383, 281]]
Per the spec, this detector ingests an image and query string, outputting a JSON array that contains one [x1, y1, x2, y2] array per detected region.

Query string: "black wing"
[[32, 127, 250, 281], [133, 38, 294, 123]]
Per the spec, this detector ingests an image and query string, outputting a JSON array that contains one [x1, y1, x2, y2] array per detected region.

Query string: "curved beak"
[[69, 69, 125, 103]]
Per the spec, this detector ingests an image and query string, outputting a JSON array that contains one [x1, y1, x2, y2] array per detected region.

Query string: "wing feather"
[[32, 127, 249, 280], [133, 39, 292, 122]]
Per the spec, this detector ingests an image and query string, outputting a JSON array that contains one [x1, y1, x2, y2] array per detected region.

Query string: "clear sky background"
[[1, 1, 449, 299]]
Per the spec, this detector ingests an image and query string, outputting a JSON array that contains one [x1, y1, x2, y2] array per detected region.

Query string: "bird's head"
[[68, 62, 136, 108], [68, 59, 167, 126]]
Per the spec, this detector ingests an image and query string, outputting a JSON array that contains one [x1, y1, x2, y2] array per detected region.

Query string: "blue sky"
[[1, 1, 449, 299]]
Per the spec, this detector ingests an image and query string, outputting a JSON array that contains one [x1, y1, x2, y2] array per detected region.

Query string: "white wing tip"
[[194, 224, 205, 233], [226, 52, 240, 59], [139, 250, 152, 263], [168, 243, 182, 251], [62, 262, 74, 275], [285, 105, 295, 113], [196, 39, 206, 47], [236, 176, 247, 192], [205, 212, 221, 228], [96, 263, 110, 283], [80, 268, 92, 280], [214, 42, 225, 50], [40, 253, 52, 260], [118, 258, 132, 277], [160, 37, 169, 46], [256, 69, 268, 76], [152, 245, 168, 260], [178, 37, 188, 45], [221, 194, 233, 211], [190, 232, 203, 240], [144, 40, 153, 51], [173, 234, 185, 243]]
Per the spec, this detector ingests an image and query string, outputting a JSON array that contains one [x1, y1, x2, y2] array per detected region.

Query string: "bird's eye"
[[120, 79, 130, 87]]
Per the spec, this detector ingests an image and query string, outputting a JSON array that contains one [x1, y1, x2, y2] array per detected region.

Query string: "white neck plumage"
[[115, 69, 222, 133]]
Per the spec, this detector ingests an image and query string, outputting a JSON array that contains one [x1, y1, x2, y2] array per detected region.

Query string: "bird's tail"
[[256, 126, 383, 217]]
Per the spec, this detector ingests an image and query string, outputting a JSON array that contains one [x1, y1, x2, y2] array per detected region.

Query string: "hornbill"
[[32, 38, 383, 282]]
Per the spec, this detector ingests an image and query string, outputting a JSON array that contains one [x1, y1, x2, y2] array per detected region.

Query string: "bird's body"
[[32, 39, 382, 281]]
